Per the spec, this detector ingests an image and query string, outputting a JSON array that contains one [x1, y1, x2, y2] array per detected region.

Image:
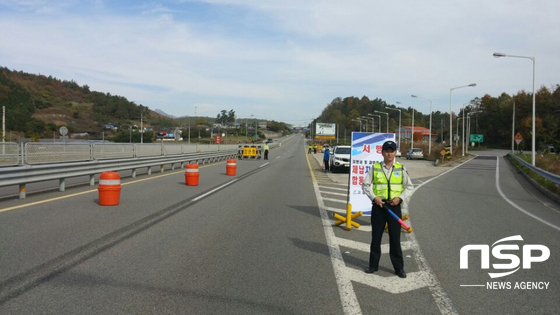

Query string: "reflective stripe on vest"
[[372, 162, 404, 199]]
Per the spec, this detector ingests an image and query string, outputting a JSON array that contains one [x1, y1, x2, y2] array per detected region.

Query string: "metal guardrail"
[[0, 150, 238, 199], [0, 142, 241, 166], [508, 153, 560, 185], [0, 142, 21, 166], [0, 140, 283, 199]]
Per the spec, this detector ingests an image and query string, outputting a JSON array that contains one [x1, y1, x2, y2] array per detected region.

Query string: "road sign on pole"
[[469, 134, 484, 143], [514, 132, 523, 145]]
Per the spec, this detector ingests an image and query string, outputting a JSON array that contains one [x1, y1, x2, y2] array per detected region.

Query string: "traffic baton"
[[384, 205, 413, 233]]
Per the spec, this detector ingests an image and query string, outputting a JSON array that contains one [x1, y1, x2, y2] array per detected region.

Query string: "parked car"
[[329, 145, 351, 173], [396, 149, 402, 158], [543, 144, 556, 153], [406, 148, 424, 160]]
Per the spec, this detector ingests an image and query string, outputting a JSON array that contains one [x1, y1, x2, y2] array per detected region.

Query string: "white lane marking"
[[405, 157, 473, 315], [325, 207, 346, 214], [346, 267, 430, 294], [495, 158, 560, 232], [313, 181, 362, 315], [337, 238, 415, 254], [322, 191, 348, 197], [322, 197, 346, 204], [259, 162, 269, 168], [320, 186, 349, 192], [406, 229, 459, 314], [192, 179, 238, 202], [412, 157, 475, 192]]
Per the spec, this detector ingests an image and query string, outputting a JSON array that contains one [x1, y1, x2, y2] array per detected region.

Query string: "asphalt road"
[[1, 138, 559, 314]]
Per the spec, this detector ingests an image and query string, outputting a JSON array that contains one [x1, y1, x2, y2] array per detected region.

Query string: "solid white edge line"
[[495, 158, 560, 232], [313, 181, 362, 315], [407, 159, 473, 315]]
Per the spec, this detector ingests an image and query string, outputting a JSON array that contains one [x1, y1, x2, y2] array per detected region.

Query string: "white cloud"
[[1, 0, 559, 124]]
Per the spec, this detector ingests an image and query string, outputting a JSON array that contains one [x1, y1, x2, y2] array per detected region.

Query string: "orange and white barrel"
[[185, 163, 199, 186], [98, 171, 121, 206], [226, 159, 237, 176]]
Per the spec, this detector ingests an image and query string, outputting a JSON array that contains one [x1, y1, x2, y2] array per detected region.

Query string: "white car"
[[329, 145, 351, 173], [406, 148, 424, 160]]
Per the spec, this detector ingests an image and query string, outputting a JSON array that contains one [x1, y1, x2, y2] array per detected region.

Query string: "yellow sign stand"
[[334, 203, 362, 230]]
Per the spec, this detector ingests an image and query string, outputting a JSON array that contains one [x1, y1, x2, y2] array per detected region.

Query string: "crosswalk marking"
[[344, 267, 430, 294]]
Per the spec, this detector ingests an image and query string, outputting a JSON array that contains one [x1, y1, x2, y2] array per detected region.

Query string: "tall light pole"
[[361, 116, 374, 132], [385, 107, 401, 150], [374, 110, 389, 133], [351, 119, 362, 131], [466, 111, 481, 154], [396, 102, 414, 149], [449, 83, 476, 156], [411, 95, 433, 154], [493, 52, 536, 166], [140, 107, 143, 144], [368, 114, 381, 132]]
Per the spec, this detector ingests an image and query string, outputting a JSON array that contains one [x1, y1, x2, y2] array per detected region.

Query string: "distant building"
[[396, 126, 436, 141]]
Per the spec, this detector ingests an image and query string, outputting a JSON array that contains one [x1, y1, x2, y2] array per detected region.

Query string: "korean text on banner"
[[349, 132, 396, 215]]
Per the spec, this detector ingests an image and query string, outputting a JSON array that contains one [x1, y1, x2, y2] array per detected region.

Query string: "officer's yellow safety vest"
[[372, 162, 404, 200], [264, 144, 269, 150]]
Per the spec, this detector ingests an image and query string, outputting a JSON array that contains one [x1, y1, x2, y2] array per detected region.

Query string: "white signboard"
[[349, 132, 396, 215], [315, 123, 336, 139]]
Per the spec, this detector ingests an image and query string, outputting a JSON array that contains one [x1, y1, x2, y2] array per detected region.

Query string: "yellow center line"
[[304, 146, 318, 184], [0, 163, 221, 214]]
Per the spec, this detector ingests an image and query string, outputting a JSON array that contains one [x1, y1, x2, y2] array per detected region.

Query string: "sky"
[[1, 0, 559, 127]]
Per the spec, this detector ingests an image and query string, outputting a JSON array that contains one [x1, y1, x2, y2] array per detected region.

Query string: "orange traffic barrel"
[[185, 163, 199, 186], [226, 159, 237, 176], [98, 171, 121, 206]]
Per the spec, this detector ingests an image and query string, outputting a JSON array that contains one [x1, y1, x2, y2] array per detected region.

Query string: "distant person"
[[308, 143, 312, 154], [313, 144, 317, 154], [362, 140, 413, 278], [323, 145, 330, 172], [264, 143, 269, 160]]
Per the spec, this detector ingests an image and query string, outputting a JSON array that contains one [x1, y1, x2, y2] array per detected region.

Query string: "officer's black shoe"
[[395, 270, 407, 278], [364, 267, 378, 274]]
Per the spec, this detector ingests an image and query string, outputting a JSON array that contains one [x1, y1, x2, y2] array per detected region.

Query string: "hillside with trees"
[[0, 67, 292, 143], [313, 85, 560, 153], [0, 67, 173, 141]]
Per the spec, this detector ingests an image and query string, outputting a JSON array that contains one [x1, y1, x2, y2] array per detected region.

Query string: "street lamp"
[[367, 114, 381, 132], [493, 52, 536, 166], [449, 83, 476, 156], [374, 110, 389, 133], [351, 119, 362, 132], [466, 111, 481, 154], [396, 102, 415, 150], [385, 107, 401, 150], [361, 116, 374, 132], [411, 95, 433, 154]]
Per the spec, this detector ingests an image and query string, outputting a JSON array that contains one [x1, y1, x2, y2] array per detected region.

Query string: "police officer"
[[264, 143, 269, 160], [362, 140, 413, 278]]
